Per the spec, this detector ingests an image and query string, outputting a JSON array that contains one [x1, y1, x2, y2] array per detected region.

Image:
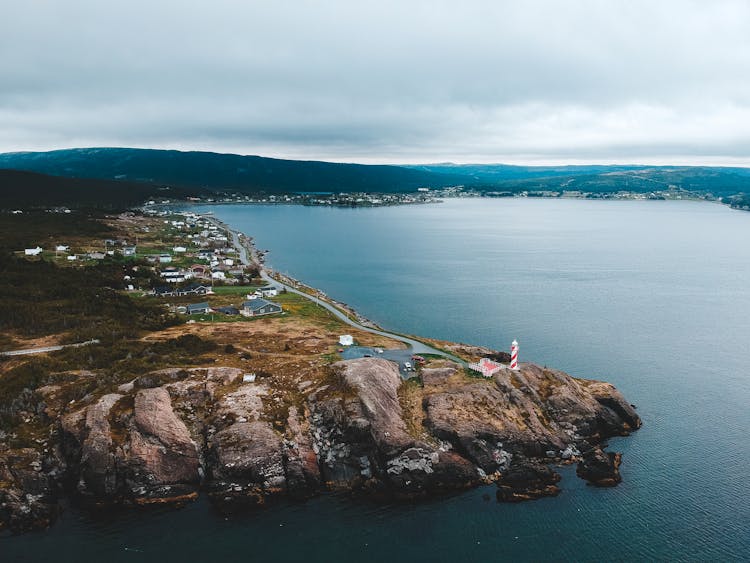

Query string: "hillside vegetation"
[[0, 148, 462, 194]]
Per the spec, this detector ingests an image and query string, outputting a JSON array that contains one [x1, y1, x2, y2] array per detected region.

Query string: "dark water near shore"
[[5, 199, 750, 561]]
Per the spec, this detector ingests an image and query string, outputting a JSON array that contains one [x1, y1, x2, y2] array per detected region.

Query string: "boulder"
[[576, 446, 623, 486], [496, 459, 562, 502]]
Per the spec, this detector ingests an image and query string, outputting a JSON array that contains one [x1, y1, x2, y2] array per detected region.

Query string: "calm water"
[[5, 199, 750, 561]]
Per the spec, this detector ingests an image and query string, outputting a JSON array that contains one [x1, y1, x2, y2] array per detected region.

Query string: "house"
[[161, 268, 191, 283], [66, 255, 78, 261], [173, 246, 187, 253], [186, 302, 211, 315], [182, 283, 211, 296], [24, 247, 43, 256], [215, 306, 240, 315], [190, 264, 209, 277], [211, 270, 226, 280], [241, 298, 282, 317], [468, 357, 504, 378], [257, 286, 278, 297], [154, 285, 176, 297], [154, 283, 211, 297], [123, 246, 137, 256], [339, 335, 354, 346], [159, 254, 173, 264], [88, 251, 106, 260], [55, 245, 69, 252], [223, 258, 234, 266]]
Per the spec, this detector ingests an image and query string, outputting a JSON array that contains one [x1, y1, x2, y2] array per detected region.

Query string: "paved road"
[[207, 213, 466, 364], [1, 339, 101, 357]]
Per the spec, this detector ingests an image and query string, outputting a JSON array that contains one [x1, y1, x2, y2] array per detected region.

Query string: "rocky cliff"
[[0, 359, 640, 532]]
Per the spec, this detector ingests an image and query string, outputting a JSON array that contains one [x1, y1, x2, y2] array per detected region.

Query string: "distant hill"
[[409, 163, 750, 196], [406, 163, 651, 181], [1, 149, 748, 204], [0, 169, 192, 210], [0, 148, 462, 194]]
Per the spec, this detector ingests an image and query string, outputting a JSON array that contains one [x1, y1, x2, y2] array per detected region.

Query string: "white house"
[[173, 246, 187, 253], [159, 254, 172, 264], [211, 270, 226, 280], [55, 245, 70, 252], [339, 335, 354, 346], [66, 255, 77, 261], [24, 247, 43, 256], [468, 358, 504, 378], [224, 258, 234, 266]]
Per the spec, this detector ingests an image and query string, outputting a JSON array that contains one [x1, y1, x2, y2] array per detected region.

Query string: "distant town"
[[139, 183, 723, 210]]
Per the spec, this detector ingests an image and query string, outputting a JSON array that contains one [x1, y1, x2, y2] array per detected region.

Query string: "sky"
[[1, 0, 749, 165]]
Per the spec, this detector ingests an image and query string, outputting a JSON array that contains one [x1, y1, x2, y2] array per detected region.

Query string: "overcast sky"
[[1, 0, 749, 164]]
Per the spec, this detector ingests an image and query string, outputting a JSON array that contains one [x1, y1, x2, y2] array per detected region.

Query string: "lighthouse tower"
[[510, 340, 519, 370]]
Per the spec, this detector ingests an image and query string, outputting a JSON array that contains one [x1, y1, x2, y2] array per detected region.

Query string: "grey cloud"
[[1, 0, 749, 164]]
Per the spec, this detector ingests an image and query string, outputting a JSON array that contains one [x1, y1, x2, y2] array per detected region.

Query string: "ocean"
[[4, 198, 749, 561]]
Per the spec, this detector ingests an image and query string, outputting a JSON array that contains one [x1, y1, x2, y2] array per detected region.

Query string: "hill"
[[0, 148, 462, 194], [2, 149, 748, 203], [410, 163, 750, 197], [0, 169, 194, 210]]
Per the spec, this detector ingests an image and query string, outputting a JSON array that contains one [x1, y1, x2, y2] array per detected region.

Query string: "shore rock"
[[0, 447, 57, 533], [576, 446, 623, 487], [496, 459, 562, 502]]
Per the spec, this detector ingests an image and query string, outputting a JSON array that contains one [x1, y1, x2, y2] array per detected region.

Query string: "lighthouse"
[[510, 340, 519, 370]]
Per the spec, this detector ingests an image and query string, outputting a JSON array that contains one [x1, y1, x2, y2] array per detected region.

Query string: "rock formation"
[[0, 358, 640, 532]]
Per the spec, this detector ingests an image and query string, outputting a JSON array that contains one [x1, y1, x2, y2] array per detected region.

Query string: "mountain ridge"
[[1, 147, 749, 200]]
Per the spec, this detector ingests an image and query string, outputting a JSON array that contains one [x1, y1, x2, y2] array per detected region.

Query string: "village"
[[13, 209, 291, 323]]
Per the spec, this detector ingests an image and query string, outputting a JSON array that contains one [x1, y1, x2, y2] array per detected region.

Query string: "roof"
[[186, 302, 210, 312], [242, 298, 281, 311]]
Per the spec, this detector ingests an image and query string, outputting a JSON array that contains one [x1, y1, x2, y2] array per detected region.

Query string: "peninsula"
[[0, 208, 641, 533]]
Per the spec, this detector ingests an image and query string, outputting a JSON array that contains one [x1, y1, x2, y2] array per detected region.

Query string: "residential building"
[[241, 298, 282, 317]]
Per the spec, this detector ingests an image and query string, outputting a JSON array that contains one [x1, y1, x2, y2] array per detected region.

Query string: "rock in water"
[[576, 446, 623, 486], [495, 459, 562, 502]]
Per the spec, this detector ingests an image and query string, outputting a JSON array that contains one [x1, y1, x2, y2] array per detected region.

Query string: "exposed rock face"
[[576, 446, 623, 487], [283, 406, 321, 498], [60, 386, 200, 503], [310, 359, 482, 497], [495, 459, 562, 502], [61, 393, 122, 497], [127, 388, 201, 499], [209, 421, 285, 503], [2, 358, 640, 530], [422, 363, 639, 473], [0, 447, 57, 533]]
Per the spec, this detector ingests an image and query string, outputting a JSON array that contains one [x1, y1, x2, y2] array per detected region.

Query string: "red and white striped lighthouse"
[[510, 340, 519, 370]]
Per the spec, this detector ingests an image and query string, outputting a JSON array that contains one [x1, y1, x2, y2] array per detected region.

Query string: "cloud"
[[1, 0, 749, 164]]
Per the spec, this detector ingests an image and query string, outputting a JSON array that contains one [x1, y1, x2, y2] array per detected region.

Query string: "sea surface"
[[5, 198, 750, 561]]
